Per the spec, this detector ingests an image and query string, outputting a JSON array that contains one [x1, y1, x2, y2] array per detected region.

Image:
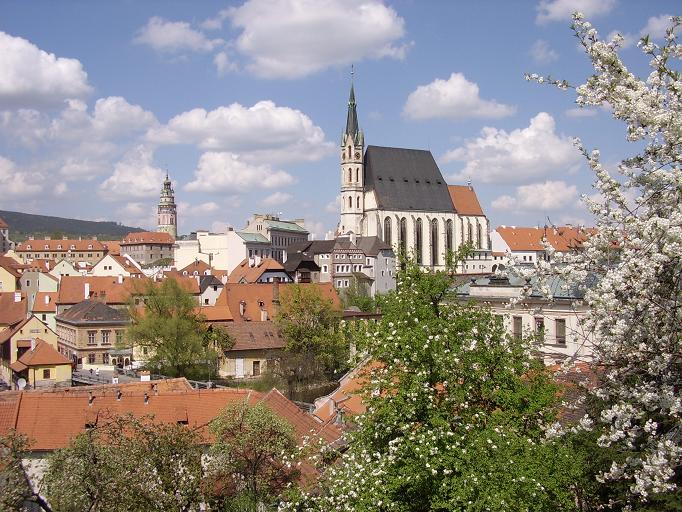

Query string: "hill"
[[0, 210, 145, 242]]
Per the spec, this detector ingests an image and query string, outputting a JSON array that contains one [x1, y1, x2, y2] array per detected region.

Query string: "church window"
[[348, 169, 352, 182], [356, 196, 360, 209], [355, 168, 359, 182], [348, 196, 353, 208], [430, 219, 438, 267], [446, 219, 453, 253], [384, 217, 392, 245], [415, 218, 423, 264], [468, 223, 473, 244], [399, 218, 407, 256], [477, 223, 483, 249]]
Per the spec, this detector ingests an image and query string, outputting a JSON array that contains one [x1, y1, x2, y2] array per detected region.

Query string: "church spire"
[[345, 68, 359, 142]]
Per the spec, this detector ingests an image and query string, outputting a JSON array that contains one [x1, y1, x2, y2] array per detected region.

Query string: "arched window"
[[399, 218, 407, 256], [348, 169, 352, 182], [415, 218, 423, 264], [430, 218, 438, 267], [384, 217, 392, 245], [356, 196, 360, 208], [477, 222, 483, 249], [355, 168, 359, 182], [446, 219, 453, 253], [348, 196, 353, 208], [468, 222, 473, 244]]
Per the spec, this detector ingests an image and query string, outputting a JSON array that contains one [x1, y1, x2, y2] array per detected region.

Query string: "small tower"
[[157, 172, 177, 239], [339, 76, 365, 236]]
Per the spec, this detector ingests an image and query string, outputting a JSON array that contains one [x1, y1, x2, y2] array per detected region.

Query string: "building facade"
[[242, 214, 309, 263], [15, 238, 107, 265], [337, 84, 492, 273], [120, 231, 174, 266], [0, 217, 15, 253], [157, 173, 178, 239]]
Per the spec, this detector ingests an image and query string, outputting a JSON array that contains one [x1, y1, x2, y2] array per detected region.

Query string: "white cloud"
[[147, 100, 332, 164], [565, 107, 597, 118], [116, 202, 156, 229], [0, 156, 43, 197], [444, 112, 582, 184], [262, 191, 293, 206], [325, 194, 342, 213], [134, 17, 223, 53], [403, 73, 515, 120], [304, 220, 327, 240], [0, 31, 91, 108], [188, 201, 221, 215], [214, 51, 236, 75], [530, 40, 558, 64], [99, 146, 166, 200], [185, 152, 294, 193], [201, 9, 231, 31], [607, 30, 635, 49], [640, 14, 673, 40], [227, 0, 408, 78], [536, 0, 616, 24], [492, 181, 578, 211]]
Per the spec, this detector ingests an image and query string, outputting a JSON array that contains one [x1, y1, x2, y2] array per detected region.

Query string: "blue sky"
[[0, 0, 677, 238]]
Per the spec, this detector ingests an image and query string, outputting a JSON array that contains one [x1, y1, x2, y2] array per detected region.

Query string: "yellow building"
[[0, 315, 59, 385], [9, 339, 72, 389], [0, 256, 22, 292]]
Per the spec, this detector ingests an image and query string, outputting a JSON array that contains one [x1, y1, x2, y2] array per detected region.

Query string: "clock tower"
[[157, 172, 177, 239], [339, 81, 365, 236]]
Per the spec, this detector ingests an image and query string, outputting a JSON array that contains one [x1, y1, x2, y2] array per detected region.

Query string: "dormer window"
[[26, 245, 31, 250], [88, 244, 93, 249], [44, 245, 49, 250], [70, 245, 75, 250], [57, 244, 62, 250]]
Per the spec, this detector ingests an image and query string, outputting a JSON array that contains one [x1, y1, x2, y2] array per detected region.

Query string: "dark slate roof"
[[334, 236, 392, 257], [283, 253, 320, 273], [364, 145, 455, 213], [56, 299, 129, 325], [199, 275, 223, 293], [288, 240, 335, 255]]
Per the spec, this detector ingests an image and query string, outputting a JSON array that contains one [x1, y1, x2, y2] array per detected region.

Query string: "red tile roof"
[[448, 185, 485, 216], [16, 239, 106, 252], [0, 255, 24, 277], [101, 241, 121, 255], [228, 258, 287, 284], [57, 276, 145, 305], [314, 359, 379, 423], [495, 226, 597, 252], [224, 322, 286, 351], [179, 259, 211, 275], [9, 339, 71, 372], [121, 231, 174, 245], [32, 292, 58, 313], [0, 292, 28, 326], [198, 288, 234, 322]]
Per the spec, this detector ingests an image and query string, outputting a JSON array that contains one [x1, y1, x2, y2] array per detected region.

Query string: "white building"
[[337, 83, 491, 273], [90, 253, 144, 278], [241, 214, 309, 263]]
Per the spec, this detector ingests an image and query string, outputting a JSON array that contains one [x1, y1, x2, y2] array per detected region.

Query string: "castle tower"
[[339, 80, 365, 236], [157, 172, 177, 239]]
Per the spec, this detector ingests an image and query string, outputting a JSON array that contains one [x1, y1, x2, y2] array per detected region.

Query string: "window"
[[477, 223, 482, 249], [356, 195, 360, 208], [43, 369, 50, 379], [101, 330, 110, 345], [415, 218, 423, 264], [513, 316, 523, 339], [87, 331, 96, 345], [535, 317, 545, 336], [348, 196, 352, 208], [88, 353, 96, 364], [116, 330, 124, 344], [204, 298, 209, 305], [399, 217, 407, 256], [322, 265, 328, 273], [103, 353, 109, 364], [430, 218, 438, 267], [384, 216, 392, 245], [446, 219, 453, 253], [253, 360, 261, 377], [348, 168, 352, 182], [468, 223, 473, 243], [555, 319, 566, 345]]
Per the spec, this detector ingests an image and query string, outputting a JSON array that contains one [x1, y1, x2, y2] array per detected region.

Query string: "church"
[[337, 83, 492, 273]]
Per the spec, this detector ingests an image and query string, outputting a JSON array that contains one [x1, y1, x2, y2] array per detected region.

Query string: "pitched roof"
[[314, 359, 379, 423], [262, 219, 308, 233], [10, 339, 71, 372], [110, 254, 144, 275], [179, 259, 211, 275], [32, 292, 58, 313], [224, 322, 286, 351], [364, 145, 455, 213], [0, 255, 25, 277], [56, 299, 130, 325], [283, 252, 320, 273], [57, 276, 144, 305], [0, 292, 28, 326], [287, 239, 335, 255], [495, 226, 597, 252], [334, 236, 391, 257], [199, 275, 223, 293], [0, 378, 342, 453], [101, 240, 121, 255], [16, 239, 106, 252], [448, 185, 485, 216], [198, 288, 234, 322], [228, 258, 288, 284], [23, 259, 57, 273], [121, 231, 174, 245], [237, 231, 270, 243]]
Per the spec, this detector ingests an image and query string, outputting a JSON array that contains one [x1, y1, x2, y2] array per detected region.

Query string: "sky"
[[0, 0, 677, 239]]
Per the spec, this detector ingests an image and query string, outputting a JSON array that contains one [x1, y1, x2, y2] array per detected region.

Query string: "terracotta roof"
[[0, 316, 32, 345], [179, 259, 211, 275], [227, 258, 287, 284], [198, 288, 233, 322], [109, 254, 144, 275], [16, 239, 106, 252], [314, 359, 379, 423], [0, 379, 342, 453], [0, 255, 24, 277], [101, 241, 121, 255], [32, 292, 58, 313], [225, 282, 341, 323], [0, 292, 28, 326], [10, 339, 71, 372], [165, 274, 201, 294], [56, 299, 129, 325], [23, 259, 57, 273], [0, 392, 20, 433], [448, 185, 485, 216], [495, 226, 597, 252], [0, 217, 7, 229], [57, 275, 145, 305], [121, 231, 174, 245], [224, 322, 286, 351]]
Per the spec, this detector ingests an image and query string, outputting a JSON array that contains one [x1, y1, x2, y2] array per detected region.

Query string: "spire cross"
[[351, 64, 354, 81]]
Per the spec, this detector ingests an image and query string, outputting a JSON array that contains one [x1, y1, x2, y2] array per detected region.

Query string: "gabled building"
[[199, 275, 224, 306], [91, 253, 144, 278], [0, 255, 22, 292], [241, 214, 309, 263], [56, 275, 143, 313], [15, 238, 107, 265], [0, 291, 28, 331], [31, 291, 58, 331], [228, 257, 293, 284], [48, 259, 81, 279], [9, 339, 72, 389], [219, 321, 286, 379], [0, 315, 59, 385], [120, 231, 174, 266]]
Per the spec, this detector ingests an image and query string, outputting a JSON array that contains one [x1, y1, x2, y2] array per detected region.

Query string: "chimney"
[[84, 282, 90, 299], [44, 294, 50, 305], [260, 309, 268, 321], [117, 274, 123, 284], [13, 292, 21, 303], [30, 338, 36, 351]]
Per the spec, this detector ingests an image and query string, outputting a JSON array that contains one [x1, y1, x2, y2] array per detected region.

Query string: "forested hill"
[[0, 210, 144, 242]]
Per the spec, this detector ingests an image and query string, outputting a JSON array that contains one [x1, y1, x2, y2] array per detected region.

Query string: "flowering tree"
[[283, 257, 585, 511], [525, 14, 682, 507]]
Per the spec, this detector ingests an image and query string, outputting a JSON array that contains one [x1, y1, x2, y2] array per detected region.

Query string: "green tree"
[[284, 256, 586, 511], [0, 430, 52, 512], [340, 275, 376, 313], [204, 401, 300, 511], [42, 413, 204, 512], [124, 278, 222, 380], [274, 284, 348, 389]]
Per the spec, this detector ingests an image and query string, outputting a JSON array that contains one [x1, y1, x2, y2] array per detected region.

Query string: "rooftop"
[[121, 231, 175, 245], [9, 339, 71, 372], [448, 185, 485, 217], [56, 299, 130, 325]]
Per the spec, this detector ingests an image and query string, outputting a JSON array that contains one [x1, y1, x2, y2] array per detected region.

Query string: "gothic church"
[[338, 83, 491, 272]]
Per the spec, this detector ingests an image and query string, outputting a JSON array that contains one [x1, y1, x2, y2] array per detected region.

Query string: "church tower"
[[339, 80, 365, 236], [157, 172, 177, 239]]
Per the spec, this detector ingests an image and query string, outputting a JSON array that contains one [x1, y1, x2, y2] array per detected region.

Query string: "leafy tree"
[[284, 256, 585, 511], [340, 275, 376, 312], [0, 430, 51, 512], [274, 284, 348, 388], [204, 400, 300, 511], [525, 14, 682, 507], [42, 413, 204, 512], [124, 278, 222, 380]]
